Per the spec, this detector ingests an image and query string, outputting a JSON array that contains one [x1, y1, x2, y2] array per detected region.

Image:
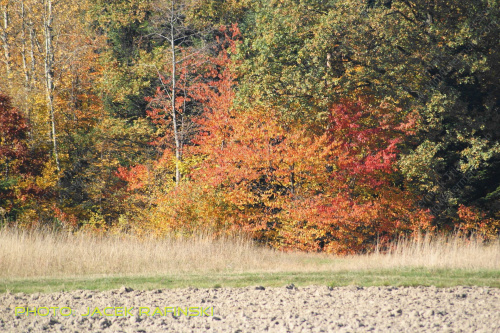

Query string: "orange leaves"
[[119, 73, 433, 252], [189, 93, 433, 253], [116, 165, 149, 191], [114, 27, 432, 253], [456, 205, 500, 240]]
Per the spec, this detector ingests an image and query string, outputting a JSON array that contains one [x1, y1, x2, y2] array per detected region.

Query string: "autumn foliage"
[[0, 94, 29, 168], [111, 35, 434, 253], [0, 93, 46, 221], [190, 95, 433, 253], [2, 0, 499, 253]]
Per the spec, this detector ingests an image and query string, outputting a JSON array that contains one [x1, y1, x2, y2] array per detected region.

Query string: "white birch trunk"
[[170, 0, 181, 186], [43, 0, 60, 171], [1, 2, 12, 89]]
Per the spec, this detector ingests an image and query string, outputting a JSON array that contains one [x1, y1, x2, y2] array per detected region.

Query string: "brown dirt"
[[1, 286, 499, 332]]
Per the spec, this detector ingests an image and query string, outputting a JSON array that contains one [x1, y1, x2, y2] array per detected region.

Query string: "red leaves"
[[117, 27, 432, 253], [0, 94, 29, 162], [327, 99, 402, 184], [0, 93, 50, 220], [189, 93, 432, 253]]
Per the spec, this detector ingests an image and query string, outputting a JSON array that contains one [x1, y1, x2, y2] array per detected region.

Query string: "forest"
[[0, 0, 499, 254]]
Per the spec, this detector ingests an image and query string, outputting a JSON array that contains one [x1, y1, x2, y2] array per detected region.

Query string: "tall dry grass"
[[0, 228, 498, 279], [350, 233, 500, 271]]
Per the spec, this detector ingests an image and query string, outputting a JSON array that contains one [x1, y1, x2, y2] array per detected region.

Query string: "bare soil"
[[1, 285, 499, 332]]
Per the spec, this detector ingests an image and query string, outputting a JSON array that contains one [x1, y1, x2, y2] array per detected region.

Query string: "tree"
[[235, 0, 500, 231], [235, 0, 336, 123], [144, 0, 216, 185], [0, 0, 13, 88], [89, 0, 155, 119], [0, 92, 46, 221], [116, 25, 241, 234], [0, 93, 29, 212], [337, 0, 500, 228], [185, 0, 250, 29], [194, 94, 431, 253], [41, 0, 60, 170], [129, 32, 432, 252]]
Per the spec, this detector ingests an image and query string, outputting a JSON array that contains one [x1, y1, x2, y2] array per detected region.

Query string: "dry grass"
[[349, 234, 500, 271], [373, 233, 500, 269], [0, 228, 499, 279]]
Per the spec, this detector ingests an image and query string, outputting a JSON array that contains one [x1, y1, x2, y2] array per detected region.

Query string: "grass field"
[[1, 228, 499, 293]]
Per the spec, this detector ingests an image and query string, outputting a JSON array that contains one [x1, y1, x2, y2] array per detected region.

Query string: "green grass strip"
[[2, 268, 499, 294]]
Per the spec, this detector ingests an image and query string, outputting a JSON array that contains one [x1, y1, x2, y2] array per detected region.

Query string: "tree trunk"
[[170, 0, 181, 186], [28, 18, 36, 85], [43, 0, 60, 171], [20, 0, 33, 140], [1, 2, 12, 90], [20, 1, 30, 89]]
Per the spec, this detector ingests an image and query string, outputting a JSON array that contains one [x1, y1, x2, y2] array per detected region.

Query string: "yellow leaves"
[[93, 0, 151, 27], [352, 65, 364, 73], [178, 154, 205, 176], [35, 160, 60, 190], [81, 212, 108, 234]]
